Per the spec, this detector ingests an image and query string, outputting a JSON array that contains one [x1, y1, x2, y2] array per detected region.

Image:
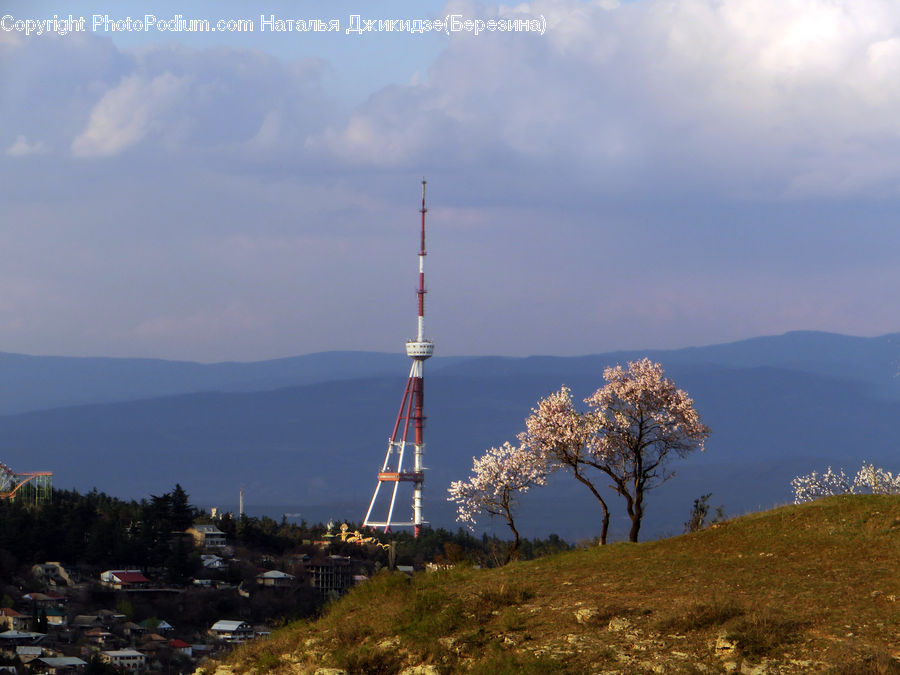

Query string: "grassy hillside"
[[207, 495, 900, 673]]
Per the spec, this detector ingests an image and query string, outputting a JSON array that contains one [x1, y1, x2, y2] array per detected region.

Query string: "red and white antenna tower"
[[363, 180, 434, 538]]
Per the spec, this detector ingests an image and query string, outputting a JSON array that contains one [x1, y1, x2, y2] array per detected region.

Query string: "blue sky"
[[2, 0, 900, 361]]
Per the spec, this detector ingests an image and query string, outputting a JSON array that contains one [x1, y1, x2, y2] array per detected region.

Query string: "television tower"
[[363, 180, 433, 538]]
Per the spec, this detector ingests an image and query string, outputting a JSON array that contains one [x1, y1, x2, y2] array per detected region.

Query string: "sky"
[[2, 0, 900, 362]]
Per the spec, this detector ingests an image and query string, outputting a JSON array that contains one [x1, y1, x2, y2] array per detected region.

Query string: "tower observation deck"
[[363, 180, 433, 537]]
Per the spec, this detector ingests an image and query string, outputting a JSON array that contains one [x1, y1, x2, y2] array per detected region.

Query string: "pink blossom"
[[521, 359, 709, 543], [446, 441, 548, 560]]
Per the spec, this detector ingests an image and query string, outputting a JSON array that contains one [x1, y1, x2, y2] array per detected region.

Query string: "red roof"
[[0, 608, 24, 617], [113, 572, 150, 584], [169, 639, 190, 649]]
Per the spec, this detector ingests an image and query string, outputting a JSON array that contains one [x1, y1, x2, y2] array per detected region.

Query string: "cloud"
[[0, 33, 331, 162], [15, 1, 900, 197], [313, 0, 900, 199], [6, 134, 47, 156], [3, 2, 900, 360], [71, 72, 190, 157]]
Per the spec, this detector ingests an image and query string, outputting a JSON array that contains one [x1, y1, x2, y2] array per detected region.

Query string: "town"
[[0, 484, 569, 674], [0, 485, 384, 674]]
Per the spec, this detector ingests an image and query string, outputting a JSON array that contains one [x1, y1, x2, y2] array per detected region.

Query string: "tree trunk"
[[505, 516, 521, 564], [628, 515, 641, 542], [628, 486, 644, 542], [572, 469, 611, 545], [599, 509, 610, 546]]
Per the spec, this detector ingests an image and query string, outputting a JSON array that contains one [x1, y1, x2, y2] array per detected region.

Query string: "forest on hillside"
[[0, 485, 573, 584]]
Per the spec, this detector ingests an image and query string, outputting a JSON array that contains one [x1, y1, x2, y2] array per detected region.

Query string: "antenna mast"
[[363, 180, 434, 537]]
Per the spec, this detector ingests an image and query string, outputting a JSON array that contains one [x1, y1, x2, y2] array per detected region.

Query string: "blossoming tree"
[[587, 359, 710, 542], [522, 385, 613, 544], [523, 359, 710, 543], [447, 441, 548, 561], [791, 462, 900, 504]]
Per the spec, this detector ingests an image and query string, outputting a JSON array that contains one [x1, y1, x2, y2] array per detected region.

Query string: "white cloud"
[[71, 72, 190, 157], [6, 135, 47, 156], [52, 41, 332, 160], [20, 1, 900, 196], [312, 0, 900, 198], [5, 3, 900, 360]]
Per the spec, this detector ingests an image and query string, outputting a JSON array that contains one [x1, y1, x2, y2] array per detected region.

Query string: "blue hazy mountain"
[[0, 350, 457, 414], [2, 330, 898, 415], [0, 331, 897, 540]]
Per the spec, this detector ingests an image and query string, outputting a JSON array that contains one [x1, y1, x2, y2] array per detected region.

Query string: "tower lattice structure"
[[363, 181, 433, 538]]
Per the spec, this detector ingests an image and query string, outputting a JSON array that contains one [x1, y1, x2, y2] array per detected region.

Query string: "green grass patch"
[[498, 606, 527, 633], [656, 598, 745, 633], [469, 584, 534, 620], [725, 610, 801, 657], [332, 645, 404, 675], [250, 650, 283, 672], [466, 650, 573, 674]]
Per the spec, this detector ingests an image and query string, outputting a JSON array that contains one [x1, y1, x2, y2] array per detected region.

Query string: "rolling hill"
[[198, 495, 900, 674]]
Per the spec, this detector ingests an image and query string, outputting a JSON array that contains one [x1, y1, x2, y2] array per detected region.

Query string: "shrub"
[[656, 599, 744, 633], [725, 611, 799, 656]]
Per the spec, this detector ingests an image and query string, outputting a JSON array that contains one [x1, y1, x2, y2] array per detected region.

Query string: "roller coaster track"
[[0, 461, 52, 501]]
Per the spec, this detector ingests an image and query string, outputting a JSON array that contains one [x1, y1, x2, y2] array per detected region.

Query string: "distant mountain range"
[[1, 331, 898, 541]]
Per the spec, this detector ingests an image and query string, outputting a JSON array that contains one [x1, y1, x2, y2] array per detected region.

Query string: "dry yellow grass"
[[204, 495, 900, 674]]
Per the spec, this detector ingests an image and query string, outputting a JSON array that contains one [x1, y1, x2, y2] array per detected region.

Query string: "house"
[[44, 607, 67, 627], [14, 646, 42, 664], [0, 608, 29, 632], [209, 620, 253, 643], [200, 554, 226, 569], [45, 591, 67, 605], [96, 609, 127, 624], [138, 633, 167, 656], [22, 592, 64, 609], [101, 648, 146, 673], [0, 630, 44, 646], [31, 562, 75, 586], [187, 524, 227, 549], [190, 643, 213, 658], [71, 615, 105, 630], [100, 570, 151, 590], [255, 570, 296, 587], [37, 656, 87, 673], [168, 639, 191, 657], [84, 627, 114, 646], [120, 621, 146, 638], [141, 632, 167, 646], [140, 618, 173, 633]]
